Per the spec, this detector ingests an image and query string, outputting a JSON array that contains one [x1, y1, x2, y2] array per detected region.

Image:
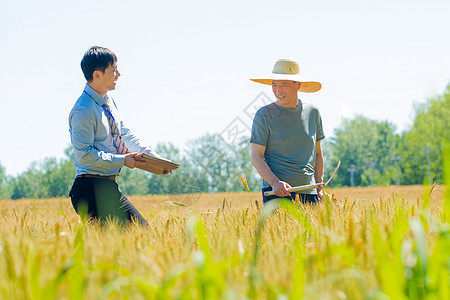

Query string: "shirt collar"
[[84, 83, 108, 106]]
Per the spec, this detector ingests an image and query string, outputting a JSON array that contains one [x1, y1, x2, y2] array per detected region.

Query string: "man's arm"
[[120, 119, 162, 159], [251, 143, 292, 197], [70, 106, 139, 170], [70, 106, 126, 168], [107, 98, 162, 159], [120, 122, 175, 173], [314, 141, 325, 199]]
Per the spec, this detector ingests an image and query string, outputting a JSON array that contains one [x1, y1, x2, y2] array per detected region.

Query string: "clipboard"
[[135, 153, 180, 175]]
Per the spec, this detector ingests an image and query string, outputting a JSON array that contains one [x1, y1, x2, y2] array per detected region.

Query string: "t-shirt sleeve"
[[250, 109, 269, 146], [316, 109, 325, 142]]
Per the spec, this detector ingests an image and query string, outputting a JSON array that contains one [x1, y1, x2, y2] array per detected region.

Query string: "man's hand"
[[317, 187, 330, 200], [162, 170, 173, 175], [272, 181, 292, 197], [135, 154, 174, 175], [317, 187, 324, 200], [124, 153, 138, 169]]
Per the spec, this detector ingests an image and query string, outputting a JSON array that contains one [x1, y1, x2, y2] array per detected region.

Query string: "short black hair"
[[80, 46, 117, 82]]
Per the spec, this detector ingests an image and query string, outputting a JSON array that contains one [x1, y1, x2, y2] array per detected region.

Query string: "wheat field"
[[0, 185, 448, 299]]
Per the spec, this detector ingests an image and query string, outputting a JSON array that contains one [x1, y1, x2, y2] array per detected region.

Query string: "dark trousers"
[[262, 186, 319, 205], [69, 177, 148, 226]]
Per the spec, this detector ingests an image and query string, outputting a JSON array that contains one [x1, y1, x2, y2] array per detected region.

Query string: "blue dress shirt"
[[69, 84, 159, 176]]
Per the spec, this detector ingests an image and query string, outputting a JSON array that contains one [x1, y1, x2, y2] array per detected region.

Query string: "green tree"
[[10, 145, 75, 199], [117, 168, 151, 195], [41, 146, 76, 198], [164, 133, 259, 194], [148, 142, 188, 195], [325, 116, 399, 187], [0, 162, 12, 199], [184, 133, 229, 193], [10, 162, 46, 199], [234, 137, 260, 192], [399, 85, 450, 184]]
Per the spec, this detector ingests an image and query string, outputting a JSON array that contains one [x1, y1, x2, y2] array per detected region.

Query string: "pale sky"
[[1, 0, 449, 175]]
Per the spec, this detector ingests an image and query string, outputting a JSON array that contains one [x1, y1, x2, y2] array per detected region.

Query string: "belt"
[[76, 174, 118, 181]]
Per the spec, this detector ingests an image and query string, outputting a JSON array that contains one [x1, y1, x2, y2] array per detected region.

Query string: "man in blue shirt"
[[250, 58, 325, 204], [69, 46, 166, 226]]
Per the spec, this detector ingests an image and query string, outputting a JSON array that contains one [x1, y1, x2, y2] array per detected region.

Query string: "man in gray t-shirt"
[[250, 58, 325, 204]]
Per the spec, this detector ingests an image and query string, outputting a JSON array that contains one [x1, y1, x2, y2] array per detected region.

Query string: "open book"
[[135, 153, 180, 175]]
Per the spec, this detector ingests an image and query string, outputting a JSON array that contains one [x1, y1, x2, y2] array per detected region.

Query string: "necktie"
[[102, 101, 129, 154]]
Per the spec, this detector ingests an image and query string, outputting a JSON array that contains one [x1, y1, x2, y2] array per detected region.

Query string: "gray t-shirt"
[[250, 100, 325, 194]]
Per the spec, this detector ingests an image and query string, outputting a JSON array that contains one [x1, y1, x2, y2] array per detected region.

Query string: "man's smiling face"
[[100, 63, 121, 92], [271, 80, 301, 107]]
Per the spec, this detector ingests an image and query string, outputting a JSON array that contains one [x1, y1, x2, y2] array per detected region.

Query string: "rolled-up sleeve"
[[315, 109, 325, 142], [250, 109, 269, 146]]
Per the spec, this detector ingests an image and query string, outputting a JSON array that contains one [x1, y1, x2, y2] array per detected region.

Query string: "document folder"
[[135, 153, 180, 175]]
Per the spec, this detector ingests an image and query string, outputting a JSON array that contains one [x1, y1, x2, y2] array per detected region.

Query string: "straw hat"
[[250, 58, 322, 93]]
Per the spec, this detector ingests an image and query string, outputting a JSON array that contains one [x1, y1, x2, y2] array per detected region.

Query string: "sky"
[[1, 0, 449, 176]]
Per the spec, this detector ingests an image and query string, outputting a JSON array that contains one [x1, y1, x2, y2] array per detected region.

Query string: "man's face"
[[272, 80, 300, 106], [99, 63, 120, 92]]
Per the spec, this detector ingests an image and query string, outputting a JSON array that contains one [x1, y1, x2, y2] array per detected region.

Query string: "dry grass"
[[0, 185, 448, 299]]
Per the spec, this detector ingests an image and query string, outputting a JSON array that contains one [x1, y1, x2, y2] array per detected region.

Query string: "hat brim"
[[250, 74, 322, 93]]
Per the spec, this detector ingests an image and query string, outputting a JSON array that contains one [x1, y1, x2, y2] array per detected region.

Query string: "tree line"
[[0, 85, 448, 199], [325, 85, 449, 187], [0, 135, 260, 200]]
